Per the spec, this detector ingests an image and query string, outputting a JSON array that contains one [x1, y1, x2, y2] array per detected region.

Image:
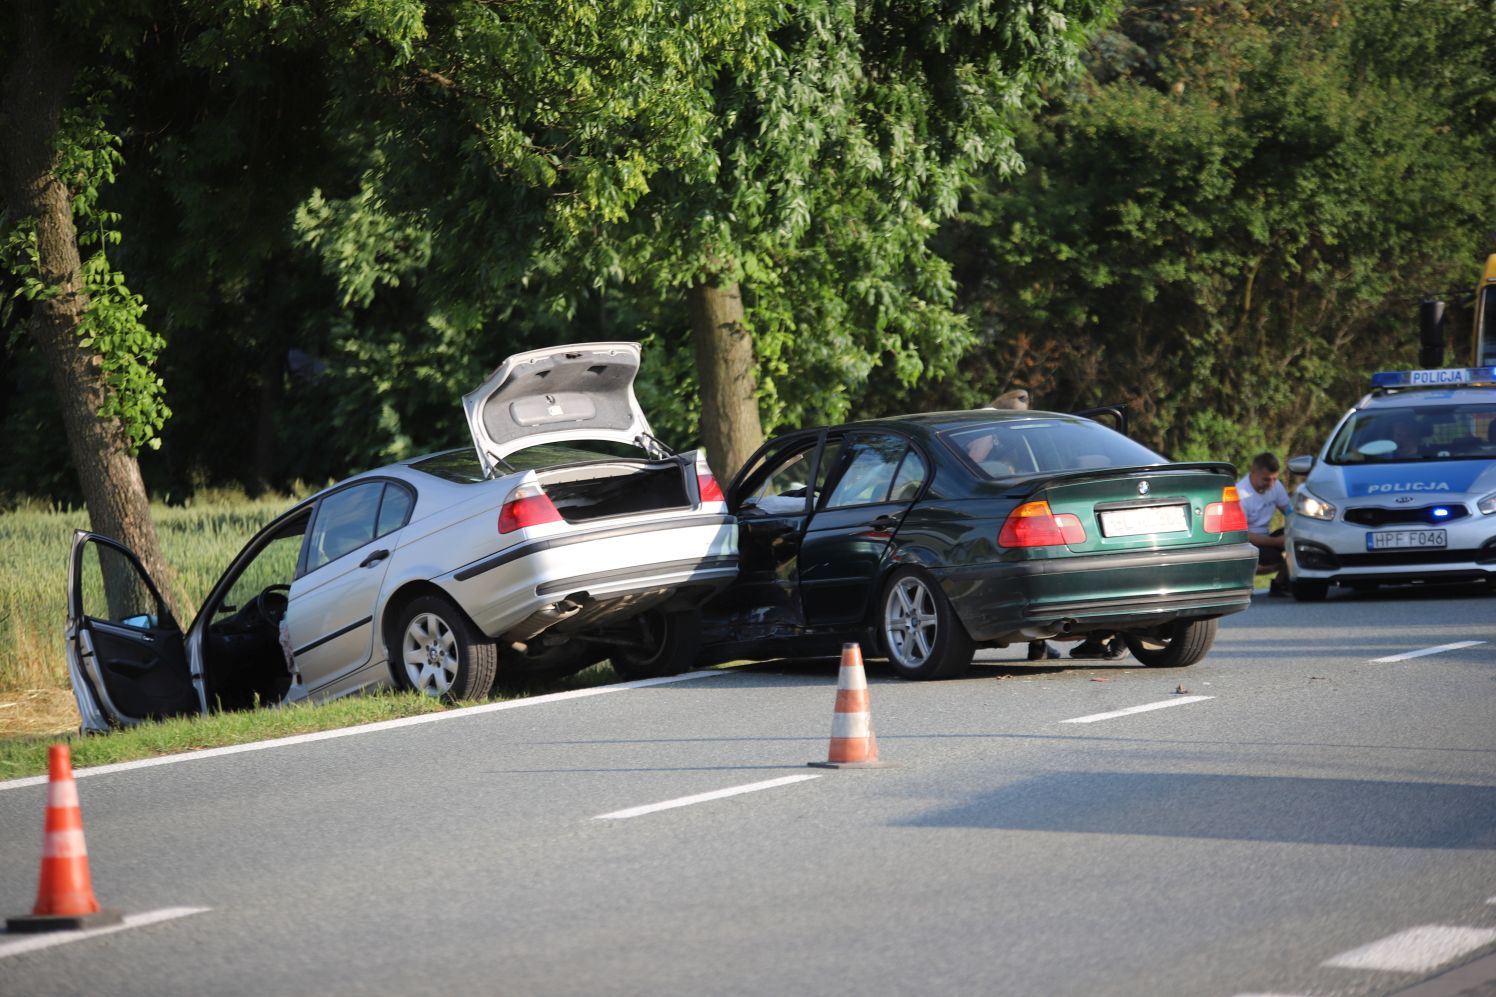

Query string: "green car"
[[698, 410, 1257, 679]]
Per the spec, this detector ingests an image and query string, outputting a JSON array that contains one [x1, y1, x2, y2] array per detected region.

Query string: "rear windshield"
[[941, 419, 1164, 479], [1325, 402, 1496, 464]]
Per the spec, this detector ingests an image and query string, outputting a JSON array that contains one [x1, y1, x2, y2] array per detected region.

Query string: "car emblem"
[[1138, 481, 1150, 496], [1394, 496, 1415, 504]]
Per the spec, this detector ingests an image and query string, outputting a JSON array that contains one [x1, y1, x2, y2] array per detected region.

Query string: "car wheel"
[[610, 611, 701, 680], [877, 566, 974, 680], [1122, 618, 1217, 668], [395, 596, 498, 701], [1291, 579, 1329, 602]]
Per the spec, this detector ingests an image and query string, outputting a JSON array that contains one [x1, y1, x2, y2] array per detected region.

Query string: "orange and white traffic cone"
[[809, 643, 893, 769], [7, 743, 123, 933]]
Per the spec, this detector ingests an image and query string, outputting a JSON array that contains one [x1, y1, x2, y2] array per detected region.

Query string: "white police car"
[[1285, 366, 1496, 600]]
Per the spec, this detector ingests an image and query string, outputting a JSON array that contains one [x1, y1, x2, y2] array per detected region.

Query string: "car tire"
[[1122, 618, 1217, 668], [394, 595, 498, 701], [610, 611, 701, 680], [877, 566, 975, 680], [1291, 579, 1329, 602]]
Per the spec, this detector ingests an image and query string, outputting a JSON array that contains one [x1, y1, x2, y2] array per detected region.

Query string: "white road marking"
[[1060, 696, 1214, 724], [1370, 640, 1486, 663], [0, 671, 729, 794], [0, 907, 209, 959], [1322, 925, 1496, 972], [594, 774, 821, 820]]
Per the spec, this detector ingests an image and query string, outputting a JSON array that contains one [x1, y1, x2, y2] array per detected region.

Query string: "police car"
[[1284, 366, 1496, 600]]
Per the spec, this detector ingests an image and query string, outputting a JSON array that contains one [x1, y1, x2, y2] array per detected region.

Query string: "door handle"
[[871, 515, 900, 529], [360, 548, 391, 568]]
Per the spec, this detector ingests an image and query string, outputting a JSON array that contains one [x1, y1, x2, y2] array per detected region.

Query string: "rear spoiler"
[[1012, 461, 1238, 496]]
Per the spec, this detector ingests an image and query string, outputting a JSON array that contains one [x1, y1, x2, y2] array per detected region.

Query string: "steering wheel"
[[251, 584, 292, 628]]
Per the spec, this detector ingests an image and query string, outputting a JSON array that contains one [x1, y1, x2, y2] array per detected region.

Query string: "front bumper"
[[935, 542, 1257, 642], [1287, 516, 1496, 586]]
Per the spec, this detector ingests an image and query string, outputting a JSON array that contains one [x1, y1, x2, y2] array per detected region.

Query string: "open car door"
[[67, 531, 201, 733]]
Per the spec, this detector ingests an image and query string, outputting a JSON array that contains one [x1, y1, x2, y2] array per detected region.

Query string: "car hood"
[[462, 342, 653, 476], [1305, 459, 1496, 501]]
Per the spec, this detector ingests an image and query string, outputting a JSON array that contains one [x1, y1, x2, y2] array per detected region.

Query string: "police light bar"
[[1369, 366, 1496, 388]]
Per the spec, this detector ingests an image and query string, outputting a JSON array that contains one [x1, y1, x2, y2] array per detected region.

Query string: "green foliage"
[[941, 0, 1496, 467], [0, 83, 170, 453]]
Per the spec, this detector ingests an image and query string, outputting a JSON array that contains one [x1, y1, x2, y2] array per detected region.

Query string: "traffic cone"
[[7, 743, 123, 933], [809, 643, 893, 769]]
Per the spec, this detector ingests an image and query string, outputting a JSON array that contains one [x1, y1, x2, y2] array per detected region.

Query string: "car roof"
[[829, 409, 1090, 436]]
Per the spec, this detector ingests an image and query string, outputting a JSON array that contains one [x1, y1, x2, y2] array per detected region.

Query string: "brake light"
[[499, 482, 563, 534], [695, 452, 724, 504], [1203, 486, 1248, 533], [998, 500, 1087, 548]]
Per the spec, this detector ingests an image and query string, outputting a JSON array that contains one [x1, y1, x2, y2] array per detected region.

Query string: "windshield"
[[941, 419, 1164, 479], [1325, 403, 1496, 464]]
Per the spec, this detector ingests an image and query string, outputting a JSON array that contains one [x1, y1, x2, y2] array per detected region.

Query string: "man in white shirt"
[[1236, 452, 1292, 595]]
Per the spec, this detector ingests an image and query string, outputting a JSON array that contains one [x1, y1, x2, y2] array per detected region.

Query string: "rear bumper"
[[935, 543, 1257, 641]]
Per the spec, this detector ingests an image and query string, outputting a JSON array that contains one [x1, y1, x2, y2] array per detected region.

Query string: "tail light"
[[1203, 486, 1248, 533], [695, 452, 724, 504], [499, 482, 563, 534], [998, 500, 1087, 548]]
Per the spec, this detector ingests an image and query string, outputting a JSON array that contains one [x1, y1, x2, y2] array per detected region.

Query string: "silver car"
[[1285, 366, 1496, 600], [66, 342, 739, 733]]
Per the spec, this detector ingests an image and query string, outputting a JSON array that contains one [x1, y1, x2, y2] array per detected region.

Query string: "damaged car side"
[[66, 342, 738, 733]]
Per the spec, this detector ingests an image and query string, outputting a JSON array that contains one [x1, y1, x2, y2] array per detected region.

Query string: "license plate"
[[1366, 529, 1447, 550], [1099, 504, 1189, 538]]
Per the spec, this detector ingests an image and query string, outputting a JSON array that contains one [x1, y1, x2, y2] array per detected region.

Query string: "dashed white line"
[[0, 670, 729, 794], [1322, 925, 1496, 972], [1060, 696, 1214, 724], [0, 907, 209, 959], [594, 774, 821, 820], [1370, 640, 1486, 663]]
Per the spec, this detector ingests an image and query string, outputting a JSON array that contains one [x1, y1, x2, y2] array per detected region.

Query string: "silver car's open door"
[[66, 531, 201, 733], [461, 341, 653, 477]]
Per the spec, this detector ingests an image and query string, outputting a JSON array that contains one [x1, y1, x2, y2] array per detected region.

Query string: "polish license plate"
[[1099, 504, 1189, 538], [1366, 529, 1447, 550]]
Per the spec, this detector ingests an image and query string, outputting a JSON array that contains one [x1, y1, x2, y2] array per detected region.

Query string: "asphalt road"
[[2, 582, 1494, 997]]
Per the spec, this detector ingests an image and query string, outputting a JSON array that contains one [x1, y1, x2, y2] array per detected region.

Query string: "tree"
[[937, 0, 1496, 467], [0, 0, 175, 594], [298, 0, 1115, 479]]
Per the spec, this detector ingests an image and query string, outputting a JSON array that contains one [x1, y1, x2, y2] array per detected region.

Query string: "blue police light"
[[1430, 507, 1452, 519], [1370, 366, 1496, 388]]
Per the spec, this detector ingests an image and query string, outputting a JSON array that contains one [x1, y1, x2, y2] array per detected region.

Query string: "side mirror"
[[1286, 455, 1314, 475]]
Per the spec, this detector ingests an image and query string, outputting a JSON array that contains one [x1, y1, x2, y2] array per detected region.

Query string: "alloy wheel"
[[884, 575, 939, 669], [402, 611, 459, 697]]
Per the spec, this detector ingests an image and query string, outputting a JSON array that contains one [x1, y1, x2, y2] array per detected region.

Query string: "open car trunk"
[[536, 455, 694, 524]]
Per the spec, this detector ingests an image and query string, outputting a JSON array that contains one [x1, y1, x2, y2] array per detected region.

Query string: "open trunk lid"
[[463, 342, 653, 477]]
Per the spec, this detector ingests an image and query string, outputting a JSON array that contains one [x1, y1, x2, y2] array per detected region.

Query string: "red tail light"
[[695, 453, 724, 504], [499, 482, 563, 534], [998, 500, 1087, 548], [1203, 486, 1248, 533]]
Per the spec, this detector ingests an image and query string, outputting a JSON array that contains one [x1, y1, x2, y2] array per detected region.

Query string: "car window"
[[742, 449, 817, 514], [217, 514, 309, 618], [943, 419, 1162, 479], [78, 541, 165, 630], [505, 440, 650, 472], [1326, 404, 1496, 464], [889, 448, 928, 502], [376, 484, 414, 536], [824, 434, 908, 508], [306, 482, 383, 571]]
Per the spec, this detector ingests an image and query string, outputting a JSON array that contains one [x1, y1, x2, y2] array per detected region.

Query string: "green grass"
[[0, 492, 299, 693], [0, 662, 626, 780]]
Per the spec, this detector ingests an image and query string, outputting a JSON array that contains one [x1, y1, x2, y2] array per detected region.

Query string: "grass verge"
[[0, 662, 624, 782]]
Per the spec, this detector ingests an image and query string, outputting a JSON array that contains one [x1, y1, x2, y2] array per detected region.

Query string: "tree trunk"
[[688, 278, 763, 481], [1, 0, 178, 614]]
